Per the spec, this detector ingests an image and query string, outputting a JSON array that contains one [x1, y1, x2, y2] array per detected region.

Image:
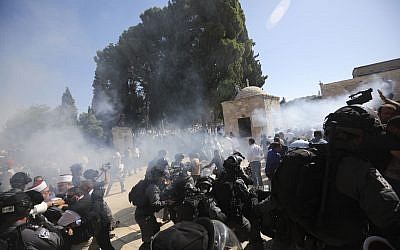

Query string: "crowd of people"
[[1, 90, 400, 250]]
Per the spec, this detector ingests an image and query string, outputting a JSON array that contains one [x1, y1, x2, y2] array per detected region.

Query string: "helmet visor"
[[212, 220, 243, 250]]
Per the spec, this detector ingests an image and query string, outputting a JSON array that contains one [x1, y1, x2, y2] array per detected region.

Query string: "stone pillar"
[[111, 127, 134, 153]]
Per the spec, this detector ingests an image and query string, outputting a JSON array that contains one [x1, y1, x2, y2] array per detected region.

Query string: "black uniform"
[[212, 171, 252, 242], [146, 152, 170, 180], [195, 191, 226, 222], [134, 180, 166, 250], [1, 221, 63, 250], [91, 190, 114, 250], [0, 191, 63, 250], [167, 177, 226, 223], [267, 105, 400, 249], [161, 174, 194, 223]]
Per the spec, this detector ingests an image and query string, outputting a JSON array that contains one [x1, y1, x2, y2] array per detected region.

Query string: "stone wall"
[[111, 127, 134, 153], [221, 95, 280, 142], [320, 69, 400, 100]]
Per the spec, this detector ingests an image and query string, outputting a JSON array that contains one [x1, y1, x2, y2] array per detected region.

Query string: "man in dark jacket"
[[80, 180, 114, 250], [64, 186, 97, 249], [134, 166, 169, 250], [265, 142, 282, 188]]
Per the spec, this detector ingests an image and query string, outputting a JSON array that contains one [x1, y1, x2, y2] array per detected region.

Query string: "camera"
[[346, 88, 373, 105]]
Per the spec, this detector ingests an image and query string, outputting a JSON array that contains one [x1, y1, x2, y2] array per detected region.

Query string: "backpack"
[[128, 179, 149, 206], [271, 145, 327, 232]]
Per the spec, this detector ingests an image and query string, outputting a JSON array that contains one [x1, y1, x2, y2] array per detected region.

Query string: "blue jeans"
[[250, 161, 263, 187]]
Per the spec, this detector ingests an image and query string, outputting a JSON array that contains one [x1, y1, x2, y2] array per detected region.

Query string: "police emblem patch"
[[38, 228, 50, 239]]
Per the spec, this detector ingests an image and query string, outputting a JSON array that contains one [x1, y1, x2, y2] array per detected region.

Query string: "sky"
[[0, 0, 399, 125]]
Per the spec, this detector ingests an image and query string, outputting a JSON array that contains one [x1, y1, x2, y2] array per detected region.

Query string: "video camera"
[[346, 88, 373, 105]]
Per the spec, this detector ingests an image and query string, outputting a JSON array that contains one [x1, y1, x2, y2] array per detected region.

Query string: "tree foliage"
[[0, 89, 103, 150], [78, 108, 105, 145], [57, 87, 78, 126], [91, 0, 266, 129], [1, 105, 53, 148]]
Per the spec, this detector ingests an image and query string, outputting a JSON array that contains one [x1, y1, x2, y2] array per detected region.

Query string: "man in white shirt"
[[247, 138, 263, 188]]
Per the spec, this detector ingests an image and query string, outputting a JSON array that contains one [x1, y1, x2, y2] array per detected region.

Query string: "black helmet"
[[223, 152, 244, 172], [83, 169, 99, 180], [149, 167, 165, 179], [0, 191, 33, 218], [10, 172, 32, 186], [70, 163, 83, 173], [196, 177, 213, 192], [151, 218, 242, 250], [175, 153, 185, 161], [323, 105, 382, 137], [196, 176, 213, 187]]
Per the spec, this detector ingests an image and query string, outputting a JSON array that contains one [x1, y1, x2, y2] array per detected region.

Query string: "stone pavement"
[[105, 163, 271, 249]]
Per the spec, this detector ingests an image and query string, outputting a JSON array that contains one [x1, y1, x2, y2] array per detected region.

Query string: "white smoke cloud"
[[0, 2, 92, 129], [93, 92, 116, 116], [267, 0, 291, 30], [269, 76, 393, 135]]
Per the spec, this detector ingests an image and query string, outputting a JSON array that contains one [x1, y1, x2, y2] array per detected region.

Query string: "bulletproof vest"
[[315, 157, 368, 245], [359, 134, 400, 173], [213, 176, 246, 220]]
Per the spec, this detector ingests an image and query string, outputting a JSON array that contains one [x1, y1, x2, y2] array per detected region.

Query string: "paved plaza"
[[106, 163, 271, 249]]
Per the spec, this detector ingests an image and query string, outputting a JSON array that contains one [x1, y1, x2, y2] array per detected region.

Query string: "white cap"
[[58, 174, 73, 183], [28, 180, 48, 192]]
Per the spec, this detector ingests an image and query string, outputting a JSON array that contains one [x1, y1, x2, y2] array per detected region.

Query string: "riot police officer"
[[0, 191, 63, 249], [263, 105, 400, 249], [317, 105, 400, 249], [134, 166, 170, 250], [211, 152, 253, 242], [9, 172, 32, 192]]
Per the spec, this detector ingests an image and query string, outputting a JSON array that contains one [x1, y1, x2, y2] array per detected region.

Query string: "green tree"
[[1, 105, 52, 149], [57, 87, 78, 125], [91, 0, 266, 129], [78, 108, 105, 145]]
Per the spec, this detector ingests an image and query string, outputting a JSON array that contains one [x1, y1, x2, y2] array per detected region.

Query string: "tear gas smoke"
[[269, 77, 393, 135], [0, 116, 115, 183]]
